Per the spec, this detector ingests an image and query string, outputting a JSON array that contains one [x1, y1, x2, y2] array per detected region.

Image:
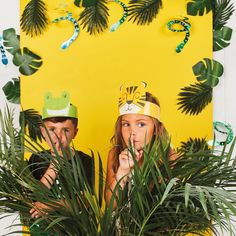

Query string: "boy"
[[28, 91, 93, 218]]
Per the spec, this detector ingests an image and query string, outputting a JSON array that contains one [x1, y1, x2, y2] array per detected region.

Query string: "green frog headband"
[[118, 82, 160, 120], [42, 91, 77, 119]]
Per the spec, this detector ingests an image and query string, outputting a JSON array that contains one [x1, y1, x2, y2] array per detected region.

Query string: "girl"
[[105, 82, 176, 207]]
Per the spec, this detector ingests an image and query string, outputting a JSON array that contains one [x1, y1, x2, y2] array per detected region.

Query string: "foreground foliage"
[[0, 109, 236, 235]]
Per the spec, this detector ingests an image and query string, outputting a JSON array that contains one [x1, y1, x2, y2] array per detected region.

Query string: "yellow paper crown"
[[118, 82, 160, 120]]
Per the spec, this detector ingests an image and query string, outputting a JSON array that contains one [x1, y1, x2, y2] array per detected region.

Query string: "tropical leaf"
[[74, 0, 97, 7], [128, 0, 162, 25], [177, 137, 210, 155], [78, 0, 109, 35], [13, 47, 43, 76], [2, 28, 20, 55], [19, 109, 43, 142], [177, 82, 212, 115], [187, 0, 213, 16], [2, 78, 20, 104], [213, 0, 235, 30], [213, 26, 233, 51], [192, 58, 224, 88], [20, 0, 48, 37]]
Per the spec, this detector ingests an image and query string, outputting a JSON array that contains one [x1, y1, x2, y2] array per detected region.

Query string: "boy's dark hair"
[[43, 117, 78, 128]]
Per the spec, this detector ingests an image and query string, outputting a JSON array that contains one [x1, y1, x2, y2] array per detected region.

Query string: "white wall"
[[0, 0, 236, 235], [1, 1, 21, 235]]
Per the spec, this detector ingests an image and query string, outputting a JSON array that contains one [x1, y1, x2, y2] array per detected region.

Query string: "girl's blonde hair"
[[111, 92, 170, 172]]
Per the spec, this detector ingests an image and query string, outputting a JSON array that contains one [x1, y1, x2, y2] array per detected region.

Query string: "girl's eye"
[[122, 122, 129, 127], [137, 122, 145, 128]]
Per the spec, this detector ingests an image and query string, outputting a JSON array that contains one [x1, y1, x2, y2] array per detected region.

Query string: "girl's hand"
[[116, 136, 143, 186]]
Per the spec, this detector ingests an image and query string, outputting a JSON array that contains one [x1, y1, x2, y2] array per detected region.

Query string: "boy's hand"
[[30, 201, 50, 218]]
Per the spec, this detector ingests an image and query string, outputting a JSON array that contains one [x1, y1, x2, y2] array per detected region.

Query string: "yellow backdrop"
[[21, 0, 212, 160], [21, 0, 212, 235]]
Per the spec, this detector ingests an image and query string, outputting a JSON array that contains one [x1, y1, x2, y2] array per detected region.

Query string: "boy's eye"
[[49, 128, 55, 132], [63, 128, 69, 133]]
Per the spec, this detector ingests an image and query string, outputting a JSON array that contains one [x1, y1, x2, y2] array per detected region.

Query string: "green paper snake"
[[109, 0, 128, 32], [167, 17, 191, 53], [52, 12, 79, 49]]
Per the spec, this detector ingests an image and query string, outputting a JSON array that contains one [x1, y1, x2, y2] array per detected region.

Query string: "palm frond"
[[177, 82, 212, 115], [213, 26, 233, 51], [213, 0, 235, 30], [128, 0, 162, 25], [78, 0, 109, 35], [177, 137, 210, 155], [20, 0, 48, 37], [19, 109, 43, 142]]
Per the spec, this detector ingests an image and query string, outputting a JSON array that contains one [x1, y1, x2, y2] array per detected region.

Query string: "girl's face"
[[121, 114, 155, 150], [41, 119, 78, 153]]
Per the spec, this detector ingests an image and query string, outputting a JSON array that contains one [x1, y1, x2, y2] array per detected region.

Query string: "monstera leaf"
[[20, 0, 48, 37], [13, 48, 43, 76], [192, 58, 224, 88], [2, 78, 20, 104], [213, 26, 233, 51], [79, 0, 109, 35], [177, 82, 212, 115], [213, 0, 235, 30], [2, 28, 20, 55], [187, 0, 213, 16], [128, 0, 163, 25]]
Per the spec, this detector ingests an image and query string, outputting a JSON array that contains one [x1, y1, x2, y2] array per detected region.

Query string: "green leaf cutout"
[[74, 0, 82, 7], [177, 82, 212, 115], [82, 0, 97, 7], [192, 58, 224, 88], [13, 47, 43, 76], [2, 28, 20, 55], [2, 78, 20, 104], [128, 0, 163, 25], [79, 0, 109, 35], [187, 0, 213, 16], [213, 26, 233, 51]]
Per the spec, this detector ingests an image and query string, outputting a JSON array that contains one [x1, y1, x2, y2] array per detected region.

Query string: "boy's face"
[[41, 119, 78, 153]]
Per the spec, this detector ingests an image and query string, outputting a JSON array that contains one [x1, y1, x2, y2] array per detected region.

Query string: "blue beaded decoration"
[[167, 17, 191, 53], [52, 12, 79, 49], [109, 0, 128, 32], [0, 36, 8, 65]]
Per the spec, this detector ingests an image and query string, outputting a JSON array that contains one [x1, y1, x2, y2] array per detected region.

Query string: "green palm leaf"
[[213, 26, 233, 51], [187, 0, 213, 16], [19, 109, 43, 142], [178, 137, 210, 155], [128, 0, 162, 25], [13, 47, 43, 76], [213, 0, 235, 30], [2, 78, 20, 104], [78, 0, 109, 35], [20, 0, 48, 37], [2, 28, 20, 55], [192, 58, 224, 88], [177, 82, 212, 115]]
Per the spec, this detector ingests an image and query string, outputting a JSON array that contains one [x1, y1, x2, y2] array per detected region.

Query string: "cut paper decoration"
[[208, 121, 234, 146], [118, 82, 160, 120], [109, 0, 128, 32], [0, 36, 8, 65], [52, 12, 79, 49], [167, 17, 191, 53], [42, 91, 78, 119]]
